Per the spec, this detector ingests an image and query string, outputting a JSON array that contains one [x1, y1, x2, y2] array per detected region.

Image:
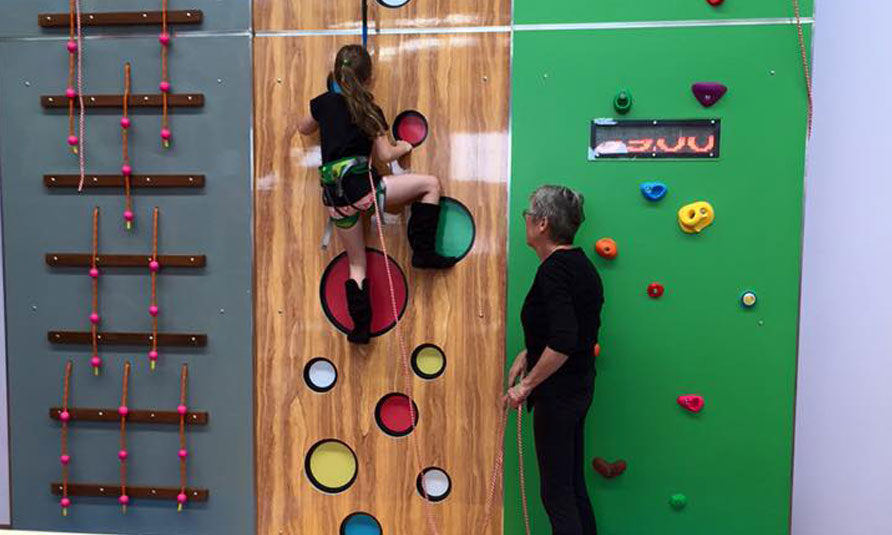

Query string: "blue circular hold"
[[641, 181, 668, 202], [340, 512, 382, 535]]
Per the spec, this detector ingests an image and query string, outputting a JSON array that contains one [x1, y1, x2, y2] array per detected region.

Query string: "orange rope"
[[150, 208, 159, 369], [119, 362, 131, 512], [60, 361, 73, 515], [122, 63, 133, 228], [792, 0, 813, 137], [91, 208, 100, 375], [178, 364, 188, 511], [67, 0, 75, 152], [516, 406, 531, 535], [161, 0, 170, 147]]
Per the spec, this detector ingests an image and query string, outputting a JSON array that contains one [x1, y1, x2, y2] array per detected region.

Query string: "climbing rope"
[[792, 0, 813, 137], [74, 0, 86, 191]]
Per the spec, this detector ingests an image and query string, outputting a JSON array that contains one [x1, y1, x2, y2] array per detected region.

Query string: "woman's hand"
[[507, 349, 528, 387], [505, 383, 532, 409]]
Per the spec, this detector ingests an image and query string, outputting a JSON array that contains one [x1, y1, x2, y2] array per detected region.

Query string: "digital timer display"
[[589, 119, 721, 160]]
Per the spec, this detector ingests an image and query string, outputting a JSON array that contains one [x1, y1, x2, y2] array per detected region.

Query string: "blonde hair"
[[333, 45, 387, 138]]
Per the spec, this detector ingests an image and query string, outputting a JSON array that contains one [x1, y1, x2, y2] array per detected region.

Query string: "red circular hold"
[[375, 393, 419, 437], [707, 0, 724, 5], [393, 110, 429, 147], [593, 343, 601, 358], [648, 282, 665, 299], [320, 249, 408, 337]]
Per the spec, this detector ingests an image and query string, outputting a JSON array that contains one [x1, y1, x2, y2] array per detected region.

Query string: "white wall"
[[792, 2, 892, 534]]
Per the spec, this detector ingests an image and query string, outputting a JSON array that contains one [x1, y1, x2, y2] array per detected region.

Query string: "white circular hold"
[[377, 0, 411, 7], [418, 468, 451, 501], [305, 358, 337, 392]]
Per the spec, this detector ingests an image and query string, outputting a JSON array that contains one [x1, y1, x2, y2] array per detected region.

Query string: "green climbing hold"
[[669, 493, 688, 510], [614, 89, 633, 114], [435, 197, 475, 261]]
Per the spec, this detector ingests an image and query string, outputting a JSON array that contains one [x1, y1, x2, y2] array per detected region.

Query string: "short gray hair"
[[528, 185, 585, 245]]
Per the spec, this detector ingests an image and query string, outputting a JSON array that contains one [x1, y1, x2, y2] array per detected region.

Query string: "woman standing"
[[506, 185, 604, 535]]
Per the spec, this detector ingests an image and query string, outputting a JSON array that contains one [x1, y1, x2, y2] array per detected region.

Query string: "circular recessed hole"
[[411, 344, 446, 380], [320, 249, 408, 338], [304, 358, 338, 393], [305, 439, 358, 494], [435, 197, 475, 261], [392, 110, 428, 147], [416, 467, 451, 502], [340, 512, 383, 535], [375, 393, 419, 437], [377, 0, 412, 8]]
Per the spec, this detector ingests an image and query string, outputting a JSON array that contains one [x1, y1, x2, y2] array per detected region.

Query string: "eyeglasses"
[[522, 209, 536, 220]]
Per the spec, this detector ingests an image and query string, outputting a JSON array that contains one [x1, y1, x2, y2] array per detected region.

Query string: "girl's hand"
[[507, 350, 528, 387], [397, 140, 413, 155]]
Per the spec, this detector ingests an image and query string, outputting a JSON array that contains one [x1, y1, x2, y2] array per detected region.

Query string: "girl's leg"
[[382, 173, 441, 213], [335, 216, 372, 344], [336, 216, 367, 282]]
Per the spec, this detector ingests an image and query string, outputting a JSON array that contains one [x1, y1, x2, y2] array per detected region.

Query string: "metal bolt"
[[24, 81, 30, 87], [770, 70, 776, 76], [31, 305, 37, 311], [219, 308, 225, 314], [758, 320, 765, 326], [482, 75, 488, 82], [278, 309, 283, 315], [543, 73, 549, 79], [217, 78, 223, 84], [276, 78, 282, 84]]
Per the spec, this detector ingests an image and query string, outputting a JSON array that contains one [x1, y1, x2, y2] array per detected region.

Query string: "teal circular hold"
[[340, 512, 382, 535], [435, 196, 475, 261], [614, 89, 633, 114], [670, 493, 688, 510]]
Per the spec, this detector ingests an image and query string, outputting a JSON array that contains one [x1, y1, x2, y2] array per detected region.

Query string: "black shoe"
[[344, 278, 371, 344], [407, 202, 459, 269]]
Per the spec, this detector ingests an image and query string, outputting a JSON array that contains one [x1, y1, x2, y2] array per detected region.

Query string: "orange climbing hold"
[[595, 238, 618, 259]]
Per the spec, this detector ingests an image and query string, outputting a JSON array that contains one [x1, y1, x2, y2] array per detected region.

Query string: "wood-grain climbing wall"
[[253, 2, 510, 533]]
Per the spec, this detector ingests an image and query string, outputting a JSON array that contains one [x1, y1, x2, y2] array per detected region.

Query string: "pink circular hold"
[[67, 40, 77, 53], [60, 454, 71, 465], [59, 410, 71, 422], [66, 88, 77, 99], [177, 492, 188, 504], [89, 313, 100, 325], [149, 260, 160, 272], [148, 350, 159, 361], [118, 449, 128, 461], [159, 81, 171, 93], [90, 356, 102, 367], [177, 404, 187, 415], [121, 165, 132, 176], [161, 128, 172, 141], [149, 305, 159, 317], [178, 449, 188, 459], [159, 32, 171, 46], [120, 117, 131, 129], [118, 495, 130, 506], [67, 135, 79, 146], [118, 405, 129, 417], [124, 211, 135, 222], [396, 113, 428, 146], [89, 267, 100, 278], [60, 497, 71, 508]]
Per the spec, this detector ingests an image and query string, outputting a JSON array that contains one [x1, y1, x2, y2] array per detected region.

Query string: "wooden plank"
[[51, 483, 209, 502], [46, 253, 206, 268], [49, 407, 208, 425], [254, 33, 509, 535], [45, 174, 205, 188], [48, 331, 207, 347], [38, 10, 203, 27], [41, 94, 203, 109]]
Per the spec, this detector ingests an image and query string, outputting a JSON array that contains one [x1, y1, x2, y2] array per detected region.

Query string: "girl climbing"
[[298, 44, 457, 345]]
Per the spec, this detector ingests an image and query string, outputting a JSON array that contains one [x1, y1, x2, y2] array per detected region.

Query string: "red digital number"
[[686, 135, 715, 153], [626, 138, 654, 152], [656, 137, 686, 153]]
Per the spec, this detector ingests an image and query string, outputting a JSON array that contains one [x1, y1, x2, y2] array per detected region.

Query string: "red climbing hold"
[[647, 282, 664, 299], [592, 458, 627, 479], [707, 0, 724, 6], [593, 343, 601, 358], [692, 82, 728, 107], [595, 238, 618, 259], [677, 394, 705, 413]]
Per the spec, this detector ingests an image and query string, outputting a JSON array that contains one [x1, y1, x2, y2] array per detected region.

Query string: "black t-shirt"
[[310, 91, 386, 164], [521, 248, 604, 403]]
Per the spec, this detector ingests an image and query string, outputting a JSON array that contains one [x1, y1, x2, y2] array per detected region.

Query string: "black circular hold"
[[375, 392, 420, 438], [377, 0, 412, 8], [410, 343, 447, 380], [304, 357, 338, 393], [416, 467, 452, 502], [392, 110, 429, 147]]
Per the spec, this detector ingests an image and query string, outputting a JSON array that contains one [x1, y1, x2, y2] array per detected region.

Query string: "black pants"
[[533, 387, 597, 535]]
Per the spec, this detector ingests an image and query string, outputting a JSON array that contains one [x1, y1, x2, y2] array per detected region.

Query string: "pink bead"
[[60, 454, 71, 465], [89, 313, 100, 325], [159, 81, 171, 93], [177, 493, 187, 504], [124, 210, 134, 222], [118, 495, 129, 506], [120, 117, 131, 129], [66, 88, 77, 99], [60, 497, 71, 508], [149, 260, 160, 272], [121, 164, 132, 176], [178, 449, 188, 459], [159, 32, 171, 46], [118, 405, 129, 417], [118, 449, 128, 461], [149, 350, 159, 361], [149, 305, 159, 317], [160, 128, 172, 141], [91, 356, 102, 367], [67, 40, 77, 53], [67, 135, 79, 146], [59, 411, 70, 422], [89, 267, 99, 278], [177, 404, 187, 415]]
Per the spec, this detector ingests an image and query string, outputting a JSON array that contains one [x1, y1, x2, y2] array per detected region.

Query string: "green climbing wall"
[[505, 11, 811, 535]]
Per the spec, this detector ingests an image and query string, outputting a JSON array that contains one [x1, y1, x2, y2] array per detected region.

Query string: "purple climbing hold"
[[692, 82, 728, 108]]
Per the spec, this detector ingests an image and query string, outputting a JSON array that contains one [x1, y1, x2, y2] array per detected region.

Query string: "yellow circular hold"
[[411, 344, 446, 380], [306, 439, 358, 494]]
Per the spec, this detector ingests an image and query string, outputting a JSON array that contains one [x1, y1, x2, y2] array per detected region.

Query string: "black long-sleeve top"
[[521, 248, 604, 404]]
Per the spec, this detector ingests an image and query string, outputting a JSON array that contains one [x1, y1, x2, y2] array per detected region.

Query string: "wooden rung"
[[46, 253, 206, 268], [51, 483, 209, 502], [39, 10, 203, 28], [50, 407, 208, 425], [45, 174, 205, 188], [41, 94, 204, 109], [48, 331, 207, 347]]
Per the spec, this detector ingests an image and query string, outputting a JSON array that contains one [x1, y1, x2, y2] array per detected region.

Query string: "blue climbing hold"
[[641, 182, 668, 202]]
